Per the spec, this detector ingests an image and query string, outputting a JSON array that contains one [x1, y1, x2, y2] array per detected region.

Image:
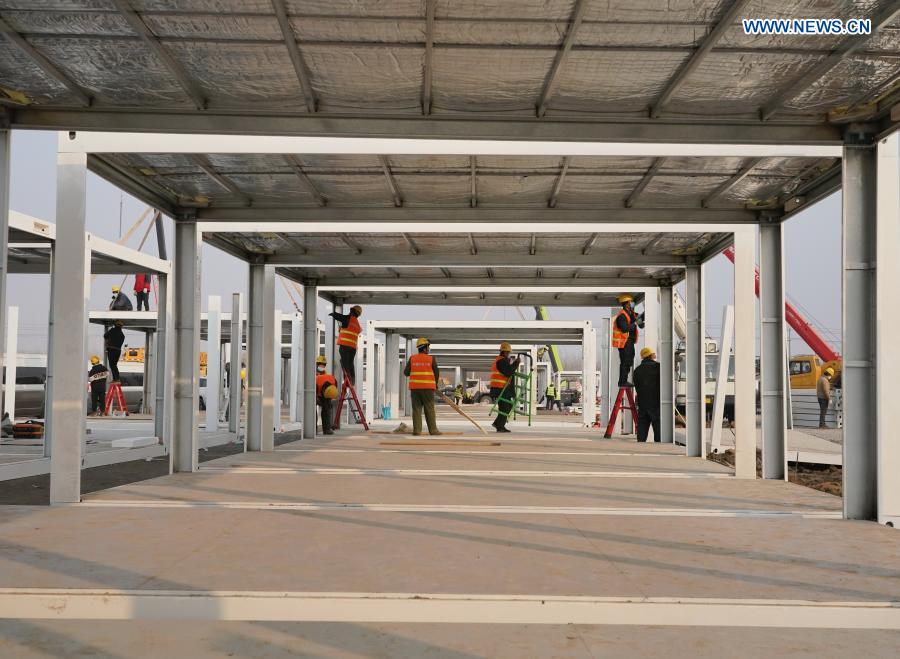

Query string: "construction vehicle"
[[722, 247, 842, 389]]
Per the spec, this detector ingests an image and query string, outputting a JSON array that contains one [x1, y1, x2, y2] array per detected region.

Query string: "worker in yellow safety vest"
[[490, 342, 520, 433], [315, 355, 339, 435], [403, 337, 441, 436], [329, 304, 362, 385], [612, 294, 644, 387]]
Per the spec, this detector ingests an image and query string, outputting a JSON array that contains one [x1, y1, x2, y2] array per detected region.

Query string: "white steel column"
[[659, 286, 675, 443], [454, 366, 461, 386], [759, 222, 788, 480], [48, 151, 90, 504], [328, 302, 342, 382], [365, 321, 375, 422], [43, 243, 56, 457], [302, 284, 317, 439], [876, 129, 900, 526], [685, 264, 705, 457], [154, 274, 170, 447], [843, 134, 878, 519], [246, 264, 264, 450], [3, 306, 17, 419], [172, 221, 200, 473], [260, 269, 276, 449], [141, 331, 152, 415], [289, 312, 301, 422], [599, 317, 610, 427], [582, 324, 596, 427], [205, 296, 221, 431], [642, 289, 659, 355], [384, 331, 400, 418], [733, 229, 757, 480], [403, 338, 413, 416], [272, 308, 282, 435], [228, 293, 241, 434], [0, 130, 9, 405]]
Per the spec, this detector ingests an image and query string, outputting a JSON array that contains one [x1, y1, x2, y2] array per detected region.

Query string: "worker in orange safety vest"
[[612, 294, 644, 387], [489, 342, 520, 433], [403, 337, 441, 436], [315, 355, 338, 435], [329, 304, 362, 385]]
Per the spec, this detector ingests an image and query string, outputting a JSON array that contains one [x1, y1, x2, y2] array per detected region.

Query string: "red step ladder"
[[603, 386, 637, 439], [104, 381, 128, 417], [332, 371, 369, 431]]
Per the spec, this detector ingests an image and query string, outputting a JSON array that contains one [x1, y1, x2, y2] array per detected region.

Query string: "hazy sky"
[[6, 130, 841, 362]]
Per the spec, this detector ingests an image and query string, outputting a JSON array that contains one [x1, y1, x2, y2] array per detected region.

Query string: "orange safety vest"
[[408, 353, 437, 390], [337, 315, 361, 349], [612, 308, 639, 349], [316, 373, 337, 397], [490, 355, 511, 390]]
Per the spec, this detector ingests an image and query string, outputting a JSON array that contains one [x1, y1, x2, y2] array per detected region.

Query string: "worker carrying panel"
[[408, 352, 437, 390], [337, 315, 361, 349]]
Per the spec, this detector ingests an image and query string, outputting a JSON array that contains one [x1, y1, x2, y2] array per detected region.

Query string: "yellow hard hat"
[[315, 355, 327, 365], [350, 305, 362, 315], [640, 347, 654, 359], [111, 285, 120, 293], [617, 294, 634, 304], [322, 384, 339, 400], [90, 355, 100, 365], [824, 367, 835, 376], [499, 341, 512, 352], [416, 337, 430, 348]]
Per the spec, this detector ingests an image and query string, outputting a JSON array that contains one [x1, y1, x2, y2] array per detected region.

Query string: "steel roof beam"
[[87, 154, 180, 216], [440, 267, 451, 278], [296, 276, 666, 288], [0, 16, 91, 107], [536, 0, 589, 117], [263, 251, 685, 267], [21, 110, 843, 146], [402, 233, 420, 255], [422, 0, 435, 115], [378, 155, 403, 206], [640, 233, 665, 255], [284, 155, 326, 206], [270, 0, 317, 113], [470, 156, 477, 208], [649, 0, 753, 118], [760, 3, 900, 121], [702, 157, 763, 208], [189, 154, 250, 204], [582, 233, 600, 255], [110, 0, 207, 110], [529, 234, 537, 256], [547, 156, 571, 208], [196, 206, 758, 224], [339, 233, 363, 254], [204, 233, 251, 261], [780, 163, 842, 220], [468, 233, 478, 255], [625, 157, 664, 207]]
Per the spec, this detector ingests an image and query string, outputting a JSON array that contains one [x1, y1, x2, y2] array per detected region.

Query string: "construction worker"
[[109, 285, 133, 311], [330, 304, 362, 385], [133, 273, 152, 311], [454, 382, 464, 405], [544, 382, 561, 411], [490, 342, 520, 433], [612, 294, 644, 387], [315, 355, 338, 435], [87, 355, 109, 417], [103, 320, 125, 381], [633, 347, 661, 442], [817, 367, 834, 428], [403, 337, 441, 436]]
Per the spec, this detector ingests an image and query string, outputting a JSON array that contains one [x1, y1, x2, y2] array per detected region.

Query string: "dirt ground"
[[707, 449, 842, 497], [0, 431, 303, 506]]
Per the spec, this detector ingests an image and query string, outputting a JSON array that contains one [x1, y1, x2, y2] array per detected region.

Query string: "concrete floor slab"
[[2, 620, 896, 658]]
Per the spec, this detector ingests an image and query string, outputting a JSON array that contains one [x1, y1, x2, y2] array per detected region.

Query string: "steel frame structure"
[[6, 124, 891, 525], [367, 320, 594, 427]]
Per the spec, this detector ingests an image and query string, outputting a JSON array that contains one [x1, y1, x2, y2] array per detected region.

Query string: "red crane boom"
[[722, 247, 839, 363]]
